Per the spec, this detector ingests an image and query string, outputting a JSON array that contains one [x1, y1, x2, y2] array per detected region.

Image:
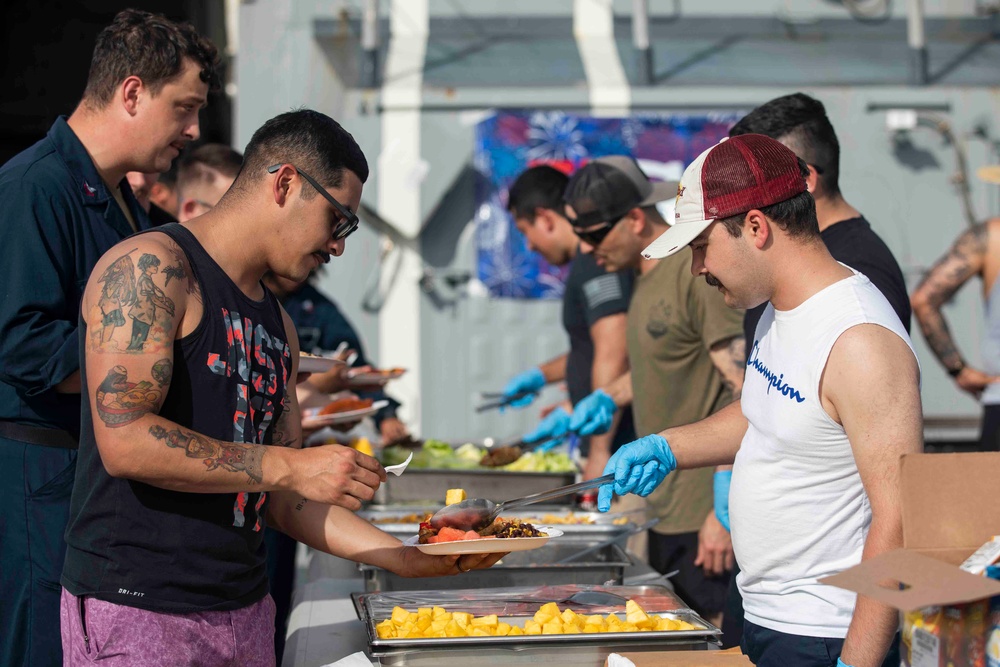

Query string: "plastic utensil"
[[428, 473, 615, 531], [384, 452, 413, 476]]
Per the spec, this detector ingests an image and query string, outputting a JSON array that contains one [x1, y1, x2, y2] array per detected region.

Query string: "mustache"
[[705, 274, 722, 288]]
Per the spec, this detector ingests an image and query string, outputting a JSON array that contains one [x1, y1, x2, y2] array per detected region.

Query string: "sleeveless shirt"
[[62, 223, 292, 612], [981, 276, 1000, 405], [731, 268, 916, 638]]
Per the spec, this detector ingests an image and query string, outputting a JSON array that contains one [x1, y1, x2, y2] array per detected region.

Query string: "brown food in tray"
[[480, 445, 522, 468], [318, 397, 374, 415]]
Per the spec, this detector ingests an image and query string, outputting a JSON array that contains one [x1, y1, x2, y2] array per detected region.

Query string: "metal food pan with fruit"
[[354, 584, 720, 658], [359, 538, 631, 592], [359, 506, 636, 538]]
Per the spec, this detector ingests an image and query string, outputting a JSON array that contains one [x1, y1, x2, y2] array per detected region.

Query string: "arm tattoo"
[[148, 424, 266, 484], [95, 365, 162, 427], [165, 241, 202, 304], [913, 224, 986, 370], [713, 337, 746, 401]]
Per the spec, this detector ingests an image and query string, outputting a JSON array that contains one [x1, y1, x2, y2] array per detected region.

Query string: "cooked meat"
[[480, 445, 522, 467]]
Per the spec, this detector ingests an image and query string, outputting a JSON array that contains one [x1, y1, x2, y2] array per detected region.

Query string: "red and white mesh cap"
[[642, 134, 807, 259]]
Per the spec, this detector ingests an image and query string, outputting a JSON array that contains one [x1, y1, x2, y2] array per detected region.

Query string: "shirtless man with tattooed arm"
[[910, 218, 1000, 451], [59, 110, 504, 666]]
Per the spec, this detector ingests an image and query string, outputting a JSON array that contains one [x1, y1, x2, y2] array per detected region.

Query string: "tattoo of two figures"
[[95, 243, 198, 353]]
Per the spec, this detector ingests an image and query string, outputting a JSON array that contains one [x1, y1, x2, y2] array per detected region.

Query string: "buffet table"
[[283, 548, 701, 667]]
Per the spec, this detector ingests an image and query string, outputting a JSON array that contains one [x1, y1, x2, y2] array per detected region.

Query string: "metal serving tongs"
[[474, 390, 535, 412], [428, 473, 615, 531]]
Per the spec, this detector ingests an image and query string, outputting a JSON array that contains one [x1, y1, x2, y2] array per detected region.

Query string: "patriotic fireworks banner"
[[474, 111, 743, 299]]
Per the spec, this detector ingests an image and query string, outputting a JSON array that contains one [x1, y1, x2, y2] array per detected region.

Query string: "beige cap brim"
[[639, 180, 680, 208]]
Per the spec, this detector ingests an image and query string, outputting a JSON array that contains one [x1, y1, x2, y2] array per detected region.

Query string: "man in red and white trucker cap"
[[598, 134, 920, 667]]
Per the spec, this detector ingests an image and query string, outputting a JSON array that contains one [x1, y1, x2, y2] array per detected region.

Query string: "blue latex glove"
[[502, 367, 546, 409], [837, 659, 854, 667], [522, 407, 571, 452], [597, 434, 677, 512], [569, 389, 617, 436], [714, 470, 732, 532]]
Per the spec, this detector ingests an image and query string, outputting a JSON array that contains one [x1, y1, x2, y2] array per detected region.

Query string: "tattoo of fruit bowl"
[[96, 365, 161, 427]]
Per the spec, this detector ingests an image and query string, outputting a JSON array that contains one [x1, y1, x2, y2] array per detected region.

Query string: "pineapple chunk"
[[470, 627, 490, 636], [582, 625, 603, 633], [417, 607, 432, 618], [560, 609, 579, 625], [452, 611, 473, 627], [584, 614, 605, 626], [471, 614, 499, 628], [495, 622, 512, 636], [524, 620, 542, 635], [541, 620, 564, 634], [375, 620, 396, 638], [562, 624, 581, 634], [445, 488, 467, 506], [431, 606, 447, 618], [414, 616, 432, 632], [508, 626, 525, 636], [444, 620, 465, 637], [390, 606, 411, 626]]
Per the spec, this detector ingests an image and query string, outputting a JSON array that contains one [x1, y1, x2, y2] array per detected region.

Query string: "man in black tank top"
[[61, 110, 505, 665]]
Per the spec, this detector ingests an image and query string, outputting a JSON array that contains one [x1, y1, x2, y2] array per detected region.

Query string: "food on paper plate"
[[417, 518, 544, 544], [367, 511, 630, 526], [374, 599, 698, 639], [318, 397, 374, 415]]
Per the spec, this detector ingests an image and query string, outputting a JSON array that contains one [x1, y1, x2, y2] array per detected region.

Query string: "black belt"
[[0, 421, 78, 449]]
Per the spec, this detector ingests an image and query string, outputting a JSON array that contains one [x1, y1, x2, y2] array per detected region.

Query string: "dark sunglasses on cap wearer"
[[567, 211, 627, 248], [266, 163, 360, 240]]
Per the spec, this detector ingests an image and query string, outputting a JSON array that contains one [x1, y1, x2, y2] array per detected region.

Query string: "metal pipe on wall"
[[907, 0, 928, 85], [362, 0, 380, 89], [632, 0, 652, 86]]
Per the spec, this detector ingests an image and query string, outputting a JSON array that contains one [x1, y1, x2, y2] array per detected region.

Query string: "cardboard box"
[[604, 648, 752, 666], [821, 453, 1000, 667]]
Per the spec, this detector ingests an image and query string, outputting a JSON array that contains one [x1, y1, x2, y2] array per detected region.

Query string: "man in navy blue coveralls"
[[0, 10, 218, 666]]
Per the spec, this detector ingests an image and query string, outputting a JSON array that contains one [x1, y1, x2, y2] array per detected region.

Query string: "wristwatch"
[[947, 362, 965, 378]]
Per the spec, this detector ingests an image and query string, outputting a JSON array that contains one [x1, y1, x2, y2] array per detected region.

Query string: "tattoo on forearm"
[[913, 224, 986, 369], [148, 424, 266, 484], [715, 337, 746, 401], [295, 497, 308, 511], [96, 365, 162, 427]]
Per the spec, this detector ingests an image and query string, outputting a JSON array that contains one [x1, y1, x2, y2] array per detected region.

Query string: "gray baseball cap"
[[563, 155, 678, 228]]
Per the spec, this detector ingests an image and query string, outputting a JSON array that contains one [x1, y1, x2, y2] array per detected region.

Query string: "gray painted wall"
[[238, 0, 1000, 442]]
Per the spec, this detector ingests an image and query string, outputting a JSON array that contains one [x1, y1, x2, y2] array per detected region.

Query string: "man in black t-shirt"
[[719, 93, 910, 657], [500, 165, 635, 482], [731, 94, 911, 346]]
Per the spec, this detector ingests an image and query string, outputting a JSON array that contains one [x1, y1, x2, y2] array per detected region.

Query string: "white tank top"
[[731, 268, 917, 638]]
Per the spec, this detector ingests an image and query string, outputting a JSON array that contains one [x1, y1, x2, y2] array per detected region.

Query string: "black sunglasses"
[[267, 164, 360, 240], [572, 221, 618, 247]]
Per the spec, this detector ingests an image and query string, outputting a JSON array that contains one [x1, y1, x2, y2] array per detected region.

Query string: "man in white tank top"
[[596, 134, 923, 667]]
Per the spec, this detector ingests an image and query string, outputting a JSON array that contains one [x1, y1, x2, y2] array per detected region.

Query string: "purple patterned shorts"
[[60, 587, 276, 666]]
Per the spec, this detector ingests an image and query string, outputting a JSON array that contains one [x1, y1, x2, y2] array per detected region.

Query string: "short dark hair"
[[507, 166, 569, 222], [729, 93, 841, 197], [82, 9, 220, 108], [177, 143, 244, 193], [717, 159, 820, 239], [237, 110, 369, 195]]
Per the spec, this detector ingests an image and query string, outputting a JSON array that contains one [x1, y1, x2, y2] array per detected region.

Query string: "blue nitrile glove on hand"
[[837, 659, 854, 667], [714, 470, 732, 532], [597, 434, 677, 512], [569, 389, 617, 436], [522, 407, 571, 452], [502, 367, 546, 409]]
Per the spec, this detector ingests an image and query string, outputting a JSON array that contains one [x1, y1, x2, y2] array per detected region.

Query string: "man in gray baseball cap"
[[564, 155, 746, 627]]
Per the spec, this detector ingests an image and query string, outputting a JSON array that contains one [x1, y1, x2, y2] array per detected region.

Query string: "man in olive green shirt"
[[563, 156, 745, 623]]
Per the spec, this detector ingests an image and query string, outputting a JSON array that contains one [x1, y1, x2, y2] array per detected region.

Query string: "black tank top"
[[62, 223, 292, 613]]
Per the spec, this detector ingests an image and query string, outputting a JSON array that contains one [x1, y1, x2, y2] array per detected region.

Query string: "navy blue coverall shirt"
[[0, 116, 149, 667]]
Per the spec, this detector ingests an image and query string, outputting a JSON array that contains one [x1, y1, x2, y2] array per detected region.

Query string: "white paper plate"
[[302, 400, 389, 428], [298, 355, 344, 373], [403, 527, 563, 555], [346, 369, 406, 386]]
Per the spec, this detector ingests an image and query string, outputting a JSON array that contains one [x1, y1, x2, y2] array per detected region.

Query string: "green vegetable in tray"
[[379, 441, 577, 473]]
